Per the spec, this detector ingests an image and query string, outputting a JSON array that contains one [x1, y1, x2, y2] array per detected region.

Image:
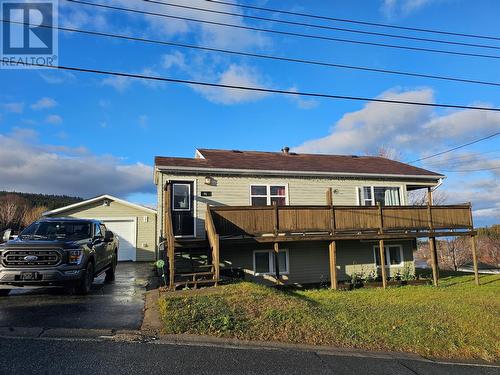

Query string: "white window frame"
[[252, 249, 290, 275], [356, 185, 404, 206], [373, 244, 404, 268], [172, 183, 191, 212], [249, 183, 289, 206]]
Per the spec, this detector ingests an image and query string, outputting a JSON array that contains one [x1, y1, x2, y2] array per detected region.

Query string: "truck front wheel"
[[75, 261, 94, 295]]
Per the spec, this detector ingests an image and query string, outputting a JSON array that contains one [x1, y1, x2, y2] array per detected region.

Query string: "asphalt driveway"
[[0, 262, 152, 330]]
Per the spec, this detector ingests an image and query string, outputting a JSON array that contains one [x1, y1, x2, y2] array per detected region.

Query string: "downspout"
[[431, 178, 444, 192]]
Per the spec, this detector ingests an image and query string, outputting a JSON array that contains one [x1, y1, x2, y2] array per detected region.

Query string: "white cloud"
[[45, 114, 63, 125], [39, 71, 76, 84], [0, 131, 154, 198], [288, 86, 319, 110], [3, 102, 24, 114], [381, 0, 439, 18], [31, 97, 57, 110], [294, 88, 435, 155], [192, 64, 269, 104], [162, 51, 187, 70], [293, 87, 500, 222], [102, 68, 165, 92]]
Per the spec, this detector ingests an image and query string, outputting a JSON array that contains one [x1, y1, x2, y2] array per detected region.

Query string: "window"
[[358, 186, 401, 206], [374, 245, 404, 267], [99, 224, 107, 236], [94, 223, 102, 238], [253, 250, 289, 275], [173, 183, 191, 210], [250, 185, 287, 206]]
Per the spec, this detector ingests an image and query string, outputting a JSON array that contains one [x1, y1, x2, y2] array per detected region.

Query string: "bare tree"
[[21, 206, 48, 228], [438, 237, 471, 271], [0, 194, 28, 230], [375, 146, 403, 161], [408, 189, 447, 206]]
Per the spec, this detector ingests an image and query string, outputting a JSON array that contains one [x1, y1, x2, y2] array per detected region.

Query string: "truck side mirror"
[[104, 230, 114, 242]]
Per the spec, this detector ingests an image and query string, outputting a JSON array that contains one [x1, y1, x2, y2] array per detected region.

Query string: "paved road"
[[0, 263, 151, 330], [1, 336, 498, 375]]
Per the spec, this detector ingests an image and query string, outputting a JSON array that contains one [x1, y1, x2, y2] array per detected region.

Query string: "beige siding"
[[219, 240, 415, 285], [156, 171, 423, 240], [46, 199, 157, 261]]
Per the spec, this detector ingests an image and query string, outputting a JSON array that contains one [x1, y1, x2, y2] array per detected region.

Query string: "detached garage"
[[43, 195, 157, 262]]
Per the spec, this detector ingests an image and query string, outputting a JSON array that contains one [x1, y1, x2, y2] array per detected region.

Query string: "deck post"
[[327, 188, 336, 235], [329, 240, 337, 290], [274, 242, 281, 285], [214, 233, 220, 286], [164, 182, 175, 290], [429, 237, 439, 286], [379, 239, 387, 288], [468, 203, 480, 286], [427, 188, 439, 286], [326, 187, 333, 206], [377, 202, 384, 234], [469, 235, 480, 286]]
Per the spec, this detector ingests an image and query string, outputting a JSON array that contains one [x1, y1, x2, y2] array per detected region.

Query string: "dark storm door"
[[171, 181, 195, 237]]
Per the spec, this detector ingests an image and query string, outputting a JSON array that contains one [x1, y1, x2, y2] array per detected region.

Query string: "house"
[[154, 148, 478, 289], [43, 195, 157, 261]]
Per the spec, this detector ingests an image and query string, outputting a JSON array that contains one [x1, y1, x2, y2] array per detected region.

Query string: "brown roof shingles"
[[154, 148, 443, 178]]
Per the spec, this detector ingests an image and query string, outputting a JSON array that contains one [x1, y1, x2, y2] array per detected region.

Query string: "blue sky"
[[1, 0, 499, 226]]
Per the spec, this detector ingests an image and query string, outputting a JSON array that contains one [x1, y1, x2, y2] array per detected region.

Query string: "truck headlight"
[[68, 250, 83, 265]]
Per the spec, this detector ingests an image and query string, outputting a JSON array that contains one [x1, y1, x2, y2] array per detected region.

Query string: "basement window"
[[373, 245, 404, 267], [253, 249, 289, 275]]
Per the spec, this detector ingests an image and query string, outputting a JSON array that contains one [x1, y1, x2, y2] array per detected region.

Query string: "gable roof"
[[155, 148, 443, 180], [43, 194, 157, 216]]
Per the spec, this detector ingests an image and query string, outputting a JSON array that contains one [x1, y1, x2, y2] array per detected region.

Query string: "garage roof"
[[43, 194, 157, 216]]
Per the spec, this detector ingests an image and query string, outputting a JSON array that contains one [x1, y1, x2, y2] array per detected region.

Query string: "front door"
[[171, 181, 195, 237]]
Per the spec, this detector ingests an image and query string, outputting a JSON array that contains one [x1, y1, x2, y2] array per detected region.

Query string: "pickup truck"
[[0, 218, 119, 295]]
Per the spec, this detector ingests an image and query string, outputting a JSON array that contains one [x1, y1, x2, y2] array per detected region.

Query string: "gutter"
[[154, 165, 444, 181]]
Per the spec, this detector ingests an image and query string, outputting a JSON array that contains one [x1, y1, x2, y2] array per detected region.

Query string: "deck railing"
[[210, 204, 473, 237]]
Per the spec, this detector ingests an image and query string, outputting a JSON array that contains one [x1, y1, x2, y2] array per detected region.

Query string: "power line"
[[439, 166, 500, 172], [142, 0, 500, 51], [407, 132, 500, 163], [11, 61, 500, 112], [205, 0, 500, 42], [5, 19, 500, 88], [423, 149, 500, 167], [66, 0, 500, 60]]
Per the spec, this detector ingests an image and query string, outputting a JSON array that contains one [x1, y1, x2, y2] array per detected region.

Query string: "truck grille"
[[2, 250, 62, 267]]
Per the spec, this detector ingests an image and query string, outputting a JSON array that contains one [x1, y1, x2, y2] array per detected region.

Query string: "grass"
[[158, 274, 500, 362]]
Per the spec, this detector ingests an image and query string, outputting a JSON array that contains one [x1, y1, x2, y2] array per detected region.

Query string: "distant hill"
[[0, 191, 83, 211]]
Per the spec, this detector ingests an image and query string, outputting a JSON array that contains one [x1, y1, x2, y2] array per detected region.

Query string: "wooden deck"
[[163, 184, 480, 290]]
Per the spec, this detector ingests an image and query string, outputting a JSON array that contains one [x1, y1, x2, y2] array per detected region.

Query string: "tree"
[[438, 237, 471, 271], [0, 194, 28, 230], [375, 146, 402, 161], [408, 189, 447, 206], [21, 206, 48, 228], [477, 225, 500, 267]]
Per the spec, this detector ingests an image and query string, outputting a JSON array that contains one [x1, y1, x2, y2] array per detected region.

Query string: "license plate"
[[20, 272, 37, 281]]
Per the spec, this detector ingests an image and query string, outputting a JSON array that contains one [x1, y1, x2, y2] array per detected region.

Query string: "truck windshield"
[[20, 221, 91, 240]]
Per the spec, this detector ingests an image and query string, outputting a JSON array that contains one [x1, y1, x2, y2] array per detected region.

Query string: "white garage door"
[[100, 218, 136, 261]]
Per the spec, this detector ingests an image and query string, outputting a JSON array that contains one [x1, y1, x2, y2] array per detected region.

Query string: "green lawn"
[[159, 274, 500, 362]]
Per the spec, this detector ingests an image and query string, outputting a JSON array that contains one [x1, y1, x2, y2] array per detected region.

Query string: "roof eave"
[[155, 165, 445, 181]]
